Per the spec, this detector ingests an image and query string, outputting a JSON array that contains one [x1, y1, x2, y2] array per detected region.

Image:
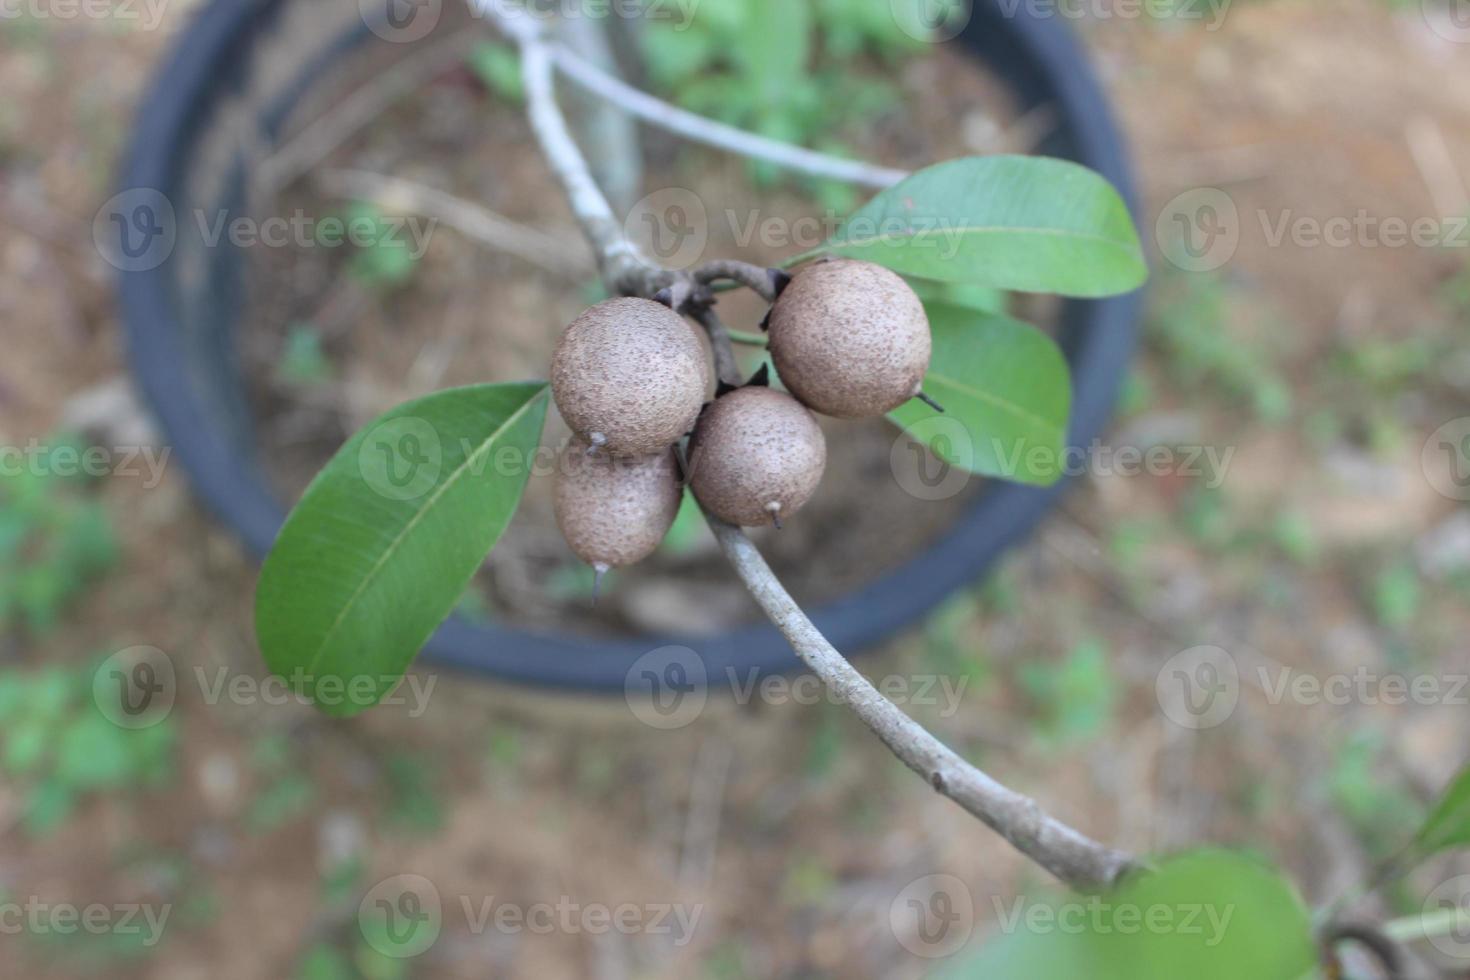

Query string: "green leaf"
[[943, 851, 1316, 980], [255, 383, 549, 716], [1411, 764, 1470, 858], [796, 156, 1147, 297], [888, 305, 1071, 486], [466, 41, 523, 103]]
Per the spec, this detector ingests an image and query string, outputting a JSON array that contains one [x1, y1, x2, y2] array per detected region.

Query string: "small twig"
[[727, 329, 769, 347], [706, 515, 1136, 891], [544, 39, 909, 190], [560, 14, 643, 215], [1320, 922, 1407, 980], [315, 168, 590, 279], [690, 307, 745, 390], [693, 260, 786, 303], [513, 19, 668, 296]]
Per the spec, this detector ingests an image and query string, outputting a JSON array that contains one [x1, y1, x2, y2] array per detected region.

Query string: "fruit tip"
[[590, 562, 610, 606]]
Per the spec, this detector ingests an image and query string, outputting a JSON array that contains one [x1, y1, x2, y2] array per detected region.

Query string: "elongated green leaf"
[[941, 851, 1316, 980], [255, 383, 549, 717], [1412, 763, 1470, 857], [796, 156, 1147, 296], [889, 305, 1071, 486]]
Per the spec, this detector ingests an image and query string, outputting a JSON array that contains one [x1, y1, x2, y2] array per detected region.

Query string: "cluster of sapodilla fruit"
[[551, 258, 933, 582]]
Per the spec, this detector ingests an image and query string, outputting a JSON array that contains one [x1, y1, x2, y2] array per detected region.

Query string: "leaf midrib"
[[304, 389, 544, 676], [931, 373, 1065, 443], [790, 225, 1141, 269]]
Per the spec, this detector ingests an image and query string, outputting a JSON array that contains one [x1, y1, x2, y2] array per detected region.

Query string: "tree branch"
[[478, 0, 1137, 892], [315, 168, 591, 279], [690, 306, 745, 390], [706, 517, 1136, 890], [545, 42, 910, 190]]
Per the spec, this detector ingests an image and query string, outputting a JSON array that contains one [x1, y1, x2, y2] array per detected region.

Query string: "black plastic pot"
[[116, 0, 1142, 691]]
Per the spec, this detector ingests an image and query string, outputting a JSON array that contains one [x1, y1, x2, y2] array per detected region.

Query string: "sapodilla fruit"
[[687, 386, 826, 528], [767, 259, 931, 419], [553, 437, 682, 583], [551, 297, 709, 455]]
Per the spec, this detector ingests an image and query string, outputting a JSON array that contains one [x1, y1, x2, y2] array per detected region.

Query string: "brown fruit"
[[767, 258, 931, 419], [687, 386, 826, 528], [551, 297, 710, 455], [553, 437, 682, 573]]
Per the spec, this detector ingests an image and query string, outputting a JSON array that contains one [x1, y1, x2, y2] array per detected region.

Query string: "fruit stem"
[[915, 390, 946, 413], [693, 260, 784, 303], [590, 562, 610, 606], [765, 502, 783, 530], [586, 432, 608, 455]]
